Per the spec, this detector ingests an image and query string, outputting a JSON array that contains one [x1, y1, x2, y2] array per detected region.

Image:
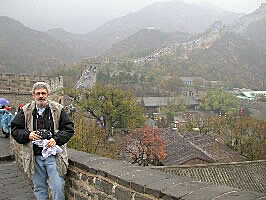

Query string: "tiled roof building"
[[154, 130, 265, 194], [178, 131, 247, 163], [152, 160, 266, 194], [161, 130, 215, 165], [161, 130, 246, 166]]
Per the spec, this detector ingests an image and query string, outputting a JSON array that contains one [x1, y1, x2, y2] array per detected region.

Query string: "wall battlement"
[[0, 73, 64, 108], [0, 73, 63, 93]]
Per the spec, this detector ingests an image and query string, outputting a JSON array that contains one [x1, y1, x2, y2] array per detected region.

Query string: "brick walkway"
[[0, 137, 35, 200]]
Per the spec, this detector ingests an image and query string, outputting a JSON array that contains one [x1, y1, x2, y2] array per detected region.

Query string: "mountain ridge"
[[0, 2, 264, 78], [104, 28, 190, 57], [82, 0, 241, 55], [0, 16, 78, 73]]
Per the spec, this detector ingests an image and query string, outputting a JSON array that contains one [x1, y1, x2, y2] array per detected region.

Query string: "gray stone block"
[[68, 148, 96, 160], [69, 160, 97, 174], [68, 169, 82, 180], [115, 186, 133, 200], [117, 177, 131, 188], [162, 180, 211, 199], [95, 178, 113, 195], [109, 164, 143, 177], [98, 160, 130, 177], [131, 172, 172, 195], [106, 165, 145, 184], [135, 193, 154, 200], [182, 185, 237, 200], [145, 176, 193, 198], [215, 190, 266, 200]]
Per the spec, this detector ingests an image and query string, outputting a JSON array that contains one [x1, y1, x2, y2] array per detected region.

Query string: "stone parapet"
[[64, 149, 266, 200]]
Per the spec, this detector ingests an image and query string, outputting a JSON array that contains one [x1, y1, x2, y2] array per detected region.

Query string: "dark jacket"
[[11, 105, 74, 155]]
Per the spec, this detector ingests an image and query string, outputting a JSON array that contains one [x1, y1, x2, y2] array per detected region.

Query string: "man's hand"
[[46, 138, 56, 147], [29, 131, 41, 141]]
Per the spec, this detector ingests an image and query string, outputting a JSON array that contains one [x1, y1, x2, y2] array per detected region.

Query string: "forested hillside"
[[173, 32, 266, 89]]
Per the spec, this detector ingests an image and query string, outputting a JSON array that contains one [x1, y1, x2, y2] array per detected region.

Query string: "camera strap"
[[35, 107, 52, 132], [35, 114, 43, 131]]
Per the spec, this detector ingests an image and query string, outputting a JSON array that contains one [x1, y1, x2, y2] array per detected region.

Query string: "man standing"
[[11, 82, 74, 200]]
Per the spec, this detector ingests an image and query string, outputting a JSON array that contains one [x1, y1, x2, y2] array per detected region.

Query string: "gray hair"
[[32, 82, 50, 94]]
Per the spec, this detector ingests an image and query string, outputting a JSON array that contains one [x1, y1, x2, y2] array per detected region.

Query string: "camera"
[[36, 129, 53, 139]]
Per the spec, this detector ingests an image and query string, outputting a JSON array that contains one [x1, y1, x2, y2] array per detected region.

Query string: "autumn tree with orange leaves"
[[122, 126, 167, 166]]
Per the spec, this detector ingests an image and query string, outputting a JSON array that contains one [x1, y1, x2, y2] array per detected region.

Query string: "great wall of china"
[[0, 73, 64, 111]]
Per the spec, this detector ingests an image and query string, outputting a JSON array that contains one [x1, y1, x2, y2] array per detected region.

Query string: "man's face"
[[32, 88, 49, 107]]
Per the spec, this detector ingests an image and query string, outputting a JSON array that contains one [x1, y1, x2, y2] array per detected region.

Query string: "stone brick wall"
[[10, 137, 23, 170], [0, 92, 64, 112], [0, 92, 31, 111], [0, 73, 63, 93], [9, 143, 266, 200], [0, 73, 64, 110], [64, 149, 266, 200]]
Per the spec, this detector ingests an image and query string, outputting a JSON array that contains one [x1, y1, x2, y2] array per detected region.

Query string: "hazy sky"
[[0, 0, 263, 33]]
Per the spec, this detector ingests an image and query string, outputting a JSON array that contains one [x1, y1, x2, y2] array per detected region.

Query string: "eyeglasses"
[[34, 92, 48, 96]]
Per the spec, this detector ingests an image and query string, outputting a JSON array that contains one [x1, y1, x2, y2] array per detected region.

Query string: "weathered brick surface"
[[114, 186, 133, 200], [95, 178, 113, 195], [0, 161, 35, 200], [0, 73, 64, 109], [134, 193, 154, 200], [63, 149, 266, 200]]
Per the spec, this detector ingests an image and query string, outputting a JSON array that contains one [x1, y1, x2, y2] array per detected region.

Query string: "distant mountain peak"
[[229, 4, 266, 35], [0, 16, 24, 26]]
